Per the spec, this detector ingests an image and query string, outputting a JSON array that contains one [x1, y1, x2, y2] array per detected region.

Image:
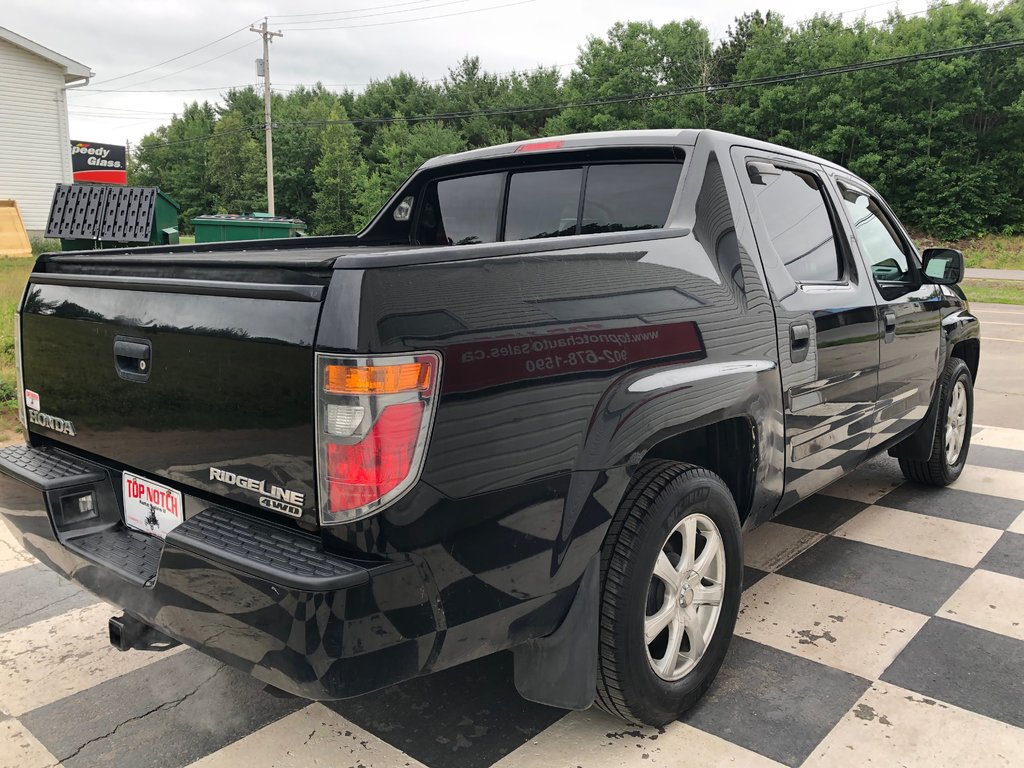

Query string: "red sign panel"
[[443, 321, 704, 393]]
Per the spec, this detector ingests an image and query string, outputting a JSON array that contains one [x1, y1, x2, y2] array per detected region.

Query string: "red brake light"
[[515, 140, 565, 153], [326, 402, 423, 509]]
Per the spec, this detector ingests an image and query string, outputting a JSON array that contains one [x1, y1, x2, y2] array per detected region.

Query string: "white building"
[[0, 26, 92, 236]]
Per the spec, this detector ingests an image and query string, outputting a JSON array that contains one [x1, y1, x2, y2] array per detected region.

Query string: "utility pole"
[[250, 18, 282, 214]]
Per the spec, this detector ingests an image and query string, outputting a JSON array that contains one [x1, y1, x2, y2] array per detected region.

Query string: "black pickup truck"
[[0, 129, 980, 726]]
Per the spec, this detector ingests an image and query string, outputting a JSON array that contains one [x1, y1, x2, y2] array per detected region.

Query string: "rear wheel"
[[595, 461, 742, 726], [899, 357, 973, 486]]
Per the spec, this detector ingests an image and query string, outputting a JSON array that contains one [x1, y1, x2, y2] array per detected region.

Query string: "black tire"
[[899, 357, 973, 486], [595, 461, 743, 726]]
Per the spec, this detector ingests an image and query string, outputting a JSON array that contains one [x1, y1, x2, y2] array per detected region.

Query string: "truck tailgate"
[[19, 260, 329, 526]]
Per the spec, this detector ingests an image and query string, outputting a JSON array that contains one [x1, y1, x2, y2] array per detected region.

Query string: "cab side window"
[[838, 182, 914, 283], [416, 173, 505, 246], [746, 162, 842, 283]]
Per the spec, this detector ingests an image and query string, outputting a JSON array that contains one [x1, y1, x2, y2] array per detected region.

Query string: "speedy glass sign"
[[70, 140, 127, 185]]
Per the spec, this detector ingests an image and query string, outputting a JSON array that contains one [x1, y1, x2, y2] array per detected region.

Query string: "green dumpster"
[[46, 184, 181, 250], [191, 214, 306, 243]]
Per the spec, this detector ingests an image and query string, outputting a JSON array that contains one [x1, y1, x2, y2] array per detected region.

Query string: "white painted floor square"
[[940, 569, 1024, 642], [0, 523, 35, 576], [736, 574, 927, 679], [803, 682, 1024, 768], [951, 465, 1024, 502], [0, 717, 58, 768], [832, 504, 1003, 567], [1010, 510, 1024, 535], [186, 703, 427, 768], [0, 602, 183, 717], [490, 708, 785, 768], [973, 425, 1024, 452]]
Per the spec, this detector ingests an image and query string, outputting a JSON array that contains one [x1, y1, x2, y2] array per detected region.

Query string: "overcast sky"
[[5, 0, 915, 145]]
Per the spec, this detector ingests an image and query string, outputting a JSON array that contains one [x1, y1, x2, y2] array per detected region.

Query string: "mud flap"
[[512, 553, 599, 710], [888, 383, 941, 461]]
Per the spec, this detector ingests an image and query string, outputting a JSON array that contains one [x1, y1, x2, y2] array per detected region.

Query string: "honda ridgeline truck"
[[0, 130, 980, 726]]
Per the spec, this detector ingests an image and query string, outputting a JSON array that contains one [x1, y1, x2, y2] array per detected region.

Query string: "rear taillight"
[[316, 353, 440, 525], [14, 309, 26, 433]]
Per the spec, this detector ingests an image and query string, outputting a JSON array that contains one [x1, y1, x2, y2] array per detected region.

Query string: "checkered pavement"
[[1, 426, 1023, 768]]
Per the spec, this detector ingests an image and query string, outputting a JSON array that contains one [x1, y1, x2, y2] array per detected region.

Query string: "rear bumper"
[[0, 443, 441, 700]]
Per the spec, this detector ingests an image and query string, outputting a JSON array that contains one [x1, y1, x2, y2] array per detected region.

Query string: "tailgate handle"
[[113, 337, 152, 383]]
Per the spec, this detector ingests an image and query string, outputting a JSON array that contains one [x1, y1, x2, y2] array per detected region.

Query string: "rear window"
[[416, 161, 682, 245], [504, 168, 583, 241], [582, 164, 682, 234]]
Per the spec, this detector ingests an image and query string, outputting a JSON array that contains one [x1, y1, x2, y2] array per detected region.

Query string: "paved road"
[[0, 311, 1022, 768], [974, 302, 1024, 429]]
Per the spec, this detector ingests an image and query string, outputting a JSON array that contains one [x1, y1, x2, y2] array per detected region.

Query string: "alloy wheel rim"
[[945, 379, 968, 465], [644, 512, 726, 681]]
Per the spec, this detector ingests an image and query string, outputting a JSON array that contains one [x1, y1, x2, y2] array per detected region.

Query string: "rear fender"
[[575, 358, 786, 530]]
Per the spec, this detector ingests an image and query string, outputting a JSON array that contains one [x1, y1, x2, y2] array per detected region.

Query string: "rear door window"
[[581, 163, 682, 234], [746, 162, 842, 282], [504, 168, 583, 241]]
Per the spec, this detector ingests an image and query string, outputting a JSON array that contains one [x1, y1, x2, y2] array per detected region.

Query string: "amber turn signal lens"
[[324, 362, 431, 395]]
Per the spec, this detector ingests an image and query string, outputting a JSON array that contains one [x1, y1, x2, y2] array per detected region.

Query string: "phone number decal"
[[443, 321, 704, 393]]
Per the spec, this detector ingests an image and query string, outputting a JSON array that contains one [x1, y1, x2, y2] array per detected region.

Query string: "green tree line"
[[130, 1, 1024, 239]]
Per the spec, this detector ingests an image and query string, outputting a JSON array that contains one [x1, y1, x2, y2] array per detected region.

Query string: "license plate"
[[122, 471, 184, 539]]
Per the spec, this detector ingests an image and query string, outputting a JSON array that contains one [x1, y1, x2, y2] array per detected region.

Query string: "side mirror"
[[922, 247, 964, 285]]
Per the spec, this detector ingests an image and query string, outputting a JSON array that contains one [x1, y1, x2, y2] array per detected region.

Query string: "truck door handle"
[[113, 336, 152, 382], [883, 310, 897, 343], [790, 322, 810, 363]]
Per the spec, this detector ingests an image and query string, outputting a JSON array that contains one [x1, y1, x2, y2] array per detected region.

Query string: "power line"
[[90, 23, 257, 86], [282, 0, 538, 31], [100, 40, 259, 92], [137, 37, 1024, 149], [276, 0, 483, 28], [269, 62, 573, 92], [74, 84, 258, 94], [69, 105, 179, 115], [270, 0, 436, 20]]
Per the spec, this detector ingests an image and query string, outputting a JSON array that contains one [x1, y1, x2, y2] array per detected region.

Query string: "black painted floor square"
[[683, 636, 870, 767], [965, 444, 1024, 472], [0, 563, 95, 633], [881, 617, 1024, 729], [977, 531, 1024, 580], [743, 566, 769, 591], [773, 494, 869, 534], [21, 651, 305, 768], [779, 536, 970, 615], [327, 651, 565, 768], [874, 484, 1021, 529]]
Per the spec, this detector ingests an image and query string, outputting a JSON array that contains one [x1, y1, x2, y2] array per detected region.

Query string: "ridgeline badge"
[[208, 467, 304, 517]]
